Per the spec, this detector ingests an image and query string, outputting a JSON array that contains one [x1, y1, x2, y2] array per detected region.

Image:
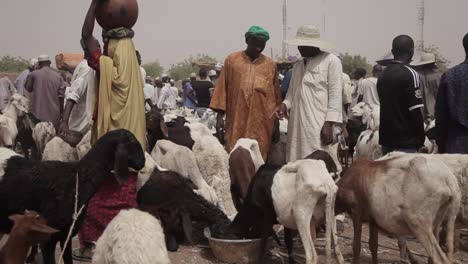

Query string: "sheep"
[[192, 133, 237, 218], [42, 137, 79, 162], [354, 130, 383, 160], [0, 148, 20, 180], [199, 108, 217, 132], [0, 129, 146, 264], [76, 131, 92, 160], [146, 109, 193, 151], [336, 156, 460, 264], [0, 94, 29, 148], [138, 167, 231, 252], [150, 140, 218, 204], [0, 211, 58, 264], [212, 159, 344, 264], [351, 102, 380, 131], [32, 121, 56, 160], [92, 208, 170, 264], [229, 138, 264, 209], [137, 152, 160, 191]]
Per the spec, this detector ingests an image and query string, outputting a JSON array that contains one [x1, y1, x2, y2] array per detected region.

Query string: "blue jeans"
[[382, 146, 418, 156]]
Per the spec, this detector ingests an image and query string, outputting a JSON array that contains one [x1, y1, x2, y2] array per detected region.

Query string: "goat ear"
[[160, 119, 169, 138], [181, 212, 193, 244], [30, 223, 59, 235], [114, 143, 129, 184]]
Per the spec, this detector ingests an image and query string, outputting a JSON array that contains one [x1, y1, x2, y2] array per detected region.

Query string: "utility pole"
[[417, 0, 425, 50], [322, 0, 326, 36], [282, 0, 288, 59]]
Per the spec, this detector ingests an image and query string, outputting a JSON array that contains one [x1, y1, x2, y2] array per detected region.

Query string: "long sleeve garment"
[[283, 52, 343, 162], [0, 77, 16, 112]]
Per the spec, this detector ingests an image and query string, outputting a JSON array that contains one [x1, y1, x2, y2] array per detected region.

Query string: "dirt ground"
[[2, 217, 467, 263]]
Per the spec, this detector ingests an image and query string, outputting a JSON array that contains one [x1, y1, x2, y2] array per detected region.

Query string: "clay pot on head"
[[95, 0, 139, 30]]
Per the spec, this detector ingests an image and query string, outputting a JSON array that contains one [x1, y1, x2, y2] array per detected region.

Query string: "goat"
[[0, 94, 29, 149], [212, 159, 344, 264], [0, 211, 58, 264], [92, 209, 170, 264], [138, 167, 231, 252], [336, 156, 460, 264], [146, 109, 194, 151], [0, 129, 146, 264], [42, 137, 78, 162], [31, 121, 56, 160]]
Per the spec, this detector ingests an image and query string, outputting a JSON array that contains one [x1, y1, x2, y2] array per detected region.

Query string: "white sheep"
[[0, 94, 29, 148], [192, 134, 237, 218], [354, 130, 383, 160], [151, 140, 218, 204], [272, 160, 344, 264], [351, 102, 380, 130], [32, 121, 56, 159], [42, 137, 78, 161], [76, 131, 92, 160], [92, 208, 170, 264]]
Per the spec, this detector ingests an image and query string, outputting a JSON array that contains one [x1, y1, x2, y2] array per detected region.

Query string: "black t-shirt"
[[191, 80, 213, 108], [377, 61, 425, 148]]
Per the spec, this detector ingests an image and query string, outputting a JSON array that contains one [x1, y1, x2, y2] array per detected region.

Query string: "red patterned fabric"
[[87, 50, 102, 72], [79, 173, 137, 248]]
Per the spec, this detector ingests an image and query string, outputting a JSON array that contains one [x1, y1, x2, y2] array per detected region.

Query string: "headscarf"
[[245, 25, 270, 41]]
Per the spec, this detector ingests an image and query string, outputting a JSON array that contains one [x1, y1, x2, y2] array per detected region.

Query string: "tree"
[[167, 54, 217, 81], [0, 55, 29, 73], [417, 44, 450, 71], [339, 53, 372, 77], [142, 60, 164, 78]]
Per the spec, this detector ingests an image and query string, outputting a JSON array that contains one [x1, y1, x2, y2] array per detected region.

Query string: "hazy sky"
[[1, 0, 467, 71]]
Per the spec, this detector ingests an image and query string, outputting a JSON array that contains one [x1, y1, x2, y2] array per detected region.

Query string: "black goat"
[[15, 113, 41, 160], [146, 109, 195, 151], [0, 129, 145, 264], [138, 167, 231, 252]]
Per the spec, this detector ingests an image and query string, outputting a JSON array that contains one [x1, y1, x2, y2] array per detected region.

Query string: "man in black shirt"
[[192, 68, 214, 115], [377, 35, 425, 155]]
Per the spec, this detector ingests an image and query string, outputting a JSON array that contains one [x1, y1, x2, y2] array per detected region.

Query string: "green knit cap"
[[245, 25, 270, 41]]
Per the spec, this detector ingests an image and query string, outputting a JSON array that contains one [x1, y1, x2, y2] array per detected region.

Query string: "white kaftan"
[[283, 52, 343, 162]]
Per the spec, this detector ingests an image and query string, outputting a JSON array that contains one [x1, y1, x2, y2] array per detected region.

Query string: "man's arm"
[[82, 0, 98, 41], [24, 74, 33, 93], [405, 70, 425, 147], [435, 74, 449, 153]]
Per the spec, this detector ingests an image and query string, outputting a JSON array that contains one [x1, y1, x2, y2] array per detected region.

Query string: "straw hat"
[[37, 54, 50, 62], [376, 52, 394, 66], [410, 52, 436, 66], [286, 25, 334, 51]]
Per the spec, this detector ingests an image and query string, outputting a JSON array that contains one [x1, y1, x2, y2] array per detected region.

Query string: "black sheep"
[[0, 129, 145, 264], [138, 167, 231, 252]]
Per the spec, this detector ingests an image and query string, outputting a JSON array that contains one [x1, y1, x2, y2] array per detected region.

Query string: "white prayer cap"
[[161, 73, 168, 78], [190, 72, 197, 78], [154, 77, 161, 81], [214, 63, 223, 71], [38, 54, 50, 62], [208, 70, 217, 77], [30, 58, 38, 66]]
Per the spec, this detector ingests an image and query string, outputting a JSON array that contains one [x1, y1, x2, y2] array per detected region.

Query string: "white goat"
[[92, 208, 170, 264], [150, 140, 218, 204], [0, 94, 29, 148], [351, 103, 382, 160], [76, 131, 92, 160], [42, 137, 78, 161], [32, 121, 55, 159], [272, 159, 344, 264]]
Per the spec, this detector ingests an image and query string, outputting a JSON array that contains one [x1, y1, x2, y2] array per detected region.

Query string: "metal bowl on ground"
[[204, 228, 271, 264]]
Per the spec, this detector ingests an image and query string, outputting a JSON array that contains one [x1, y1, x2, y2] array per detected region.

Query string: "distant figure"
[[136, 50, 146, 88], [281, 69, 292, 100], [411, 52, 442, 119], [273, 25, 343, 162], [360, 64, 382, 107], [192, 68, 214, 115], [25, 54, 67, 127], [157, 75, 177, 110], [59, 42, 96, 135], [351, 67, 367, 108], [15, 58, 38, 96], [182, 73, 197, 108], [143, 77, 155, 112], [210, 25, 282, 159], [0, 77, 16, 112], [435, 33, 468, 154], [377, 35, 425, 155]]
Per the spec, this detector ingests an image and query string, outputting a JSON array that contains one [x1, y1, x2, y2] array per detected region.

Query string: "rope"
[[58, 173, 86, 264]]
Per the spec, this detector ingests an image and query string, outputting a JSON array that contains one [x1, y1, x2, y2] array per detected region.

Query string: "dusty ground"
[[2, 217, 468, 263]]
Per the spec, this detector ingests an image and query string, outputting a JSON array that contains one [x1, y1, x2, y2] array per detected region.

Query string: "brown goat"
[[0, 211, 58, 264]]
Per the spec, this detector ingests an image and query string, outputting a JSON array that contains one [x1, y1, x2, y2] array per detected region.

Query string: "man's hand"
[[320, 121, 334, 146], [215, 114, 225, 144], [272, 103, 288, 120], [58, 120, 69, 135]]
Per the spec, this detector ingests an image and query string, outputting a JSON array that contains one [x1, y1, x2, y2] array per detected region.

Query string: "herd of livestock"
[[0, 92, 467, 264]]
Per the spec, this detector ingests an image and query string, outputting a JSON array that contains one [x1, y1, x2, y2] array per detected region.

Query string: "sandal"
[[72, 247, 93, 262]]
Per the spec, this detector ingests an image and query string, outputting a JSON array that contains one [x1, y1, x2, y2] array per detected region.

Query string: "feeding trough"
[[204, 228, 272, 264]]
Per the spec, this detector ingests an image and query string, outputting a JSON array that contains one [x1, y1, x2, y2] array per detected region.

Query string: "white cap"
[[30, 58, 38, 66], [37, 54, 50, 62], [190, 72, 197, 78], [208, 70, 217, 77], [161, 73, 168, 78], [214, 63, 223, 71]]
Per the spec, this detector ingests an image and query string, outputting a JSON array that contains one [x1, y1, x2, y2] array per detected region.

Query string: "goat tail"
[[326, 187, 345, 264], [445, 183, 461, 262]]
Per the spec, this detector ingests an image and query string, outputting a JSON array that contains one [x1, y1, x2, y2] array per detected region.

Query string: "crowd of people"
[[1, 0, 467, 261]]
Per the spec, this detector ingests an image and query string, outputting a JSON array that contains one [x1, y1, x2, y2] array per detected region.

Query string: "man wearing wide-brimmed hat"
[[411, 52, 442, 119], [273, 25, 343, 162]]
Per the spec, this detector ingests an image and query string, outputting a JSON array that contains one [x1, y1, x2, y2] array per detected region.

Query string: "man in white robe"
[[274, 25, 343, 162]]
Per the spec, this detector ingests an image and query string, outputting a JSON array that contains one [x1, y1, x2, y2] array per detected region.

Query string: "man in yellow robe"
[[210, 26, 282, 160]]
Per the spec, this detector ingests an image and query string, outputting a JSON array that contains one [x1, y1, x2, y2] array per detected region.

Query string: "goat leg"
[[41, 240, 57, 264], [369, 221, 379, 264], [259, 212, 276, 263], [351, 213, 362, 264], [284, 228, 295, 264], [181, 212, 193, 244], [26, 245, 38, 263]]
